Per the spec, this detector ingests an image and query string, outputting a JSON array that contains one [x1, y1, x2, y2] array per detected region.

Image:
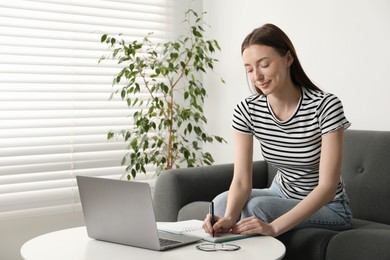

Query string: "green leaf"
[[187, 123, 192, 134], [186, 50, 192, 59], [131, 169, 137, 178], [107, 131, 114, 140], [162, 84, 169, 94], [184, 91, 189, 100], [161, 157, 167, 164], [183, 149, 190, 160], [110, 38, 116, 45], [121, 156, 127, 166], [215, 136, 226, 143], [214, 40, 221, 51], [170, 52, 178, 59], [194, 126, 202, 135], [101, 34, 107, 43], [130, 139, 138, 150], [143, 139, 149, 151], [207, 41, 215, 52], [192, 26, 202, 37]]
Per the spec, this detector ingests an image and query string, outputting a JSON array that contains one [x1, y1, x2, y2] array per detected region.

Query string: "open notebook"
[[157, 219, 251, 243]]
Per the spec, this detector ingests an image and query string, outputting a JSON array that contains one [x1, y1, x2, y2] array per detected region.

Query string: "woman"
[[203, 24, 352, 237]]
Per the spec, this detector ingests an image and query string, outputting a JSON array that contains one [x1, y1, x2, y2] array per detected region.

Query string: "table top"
[[21, 226, 285, 260]]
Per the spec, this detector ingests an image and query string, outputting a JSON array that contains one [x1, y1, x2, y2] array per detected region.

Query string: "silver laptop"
[[76, 175, 201, 251]]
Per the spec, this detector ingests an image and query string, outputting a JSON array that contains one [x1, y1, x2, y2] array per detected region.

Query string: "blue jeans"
[[213, 180, 353, 231]]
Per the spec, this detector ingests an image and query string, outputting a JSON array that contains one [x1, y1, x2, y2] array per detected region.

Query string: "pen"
[[209, 201, 215, 238]]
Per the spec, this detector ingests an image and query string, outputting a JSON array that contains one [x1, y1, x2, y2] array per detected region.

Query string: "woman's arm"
[[234, 128, 345, 237], [224, 131, 255, 222], [203, 130, 254, 234]]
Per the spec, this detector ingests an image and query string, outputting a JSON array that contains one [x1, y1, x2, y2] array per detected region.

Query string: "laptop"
[[76, 175, 201, 251]]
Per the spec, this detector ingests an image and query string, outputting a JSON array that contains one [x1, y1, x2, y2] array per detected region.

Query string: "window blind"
[[0, 0, 174, 220]]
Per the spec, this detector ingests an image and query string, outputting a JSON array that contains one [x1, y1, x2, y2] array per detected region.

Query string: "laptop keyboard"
[[159, 238, 181, 247]]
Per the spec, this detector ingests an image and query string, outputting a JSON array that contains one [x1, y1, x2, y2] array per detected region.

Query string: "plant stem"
[[166, 94, 173, 170], [171, 43, 195, 89], [165, 44, 194, 169]]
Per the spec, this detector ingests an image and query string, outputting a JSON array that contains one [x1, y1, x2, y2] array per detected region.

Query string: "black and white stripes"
[[232, 87, 350, 200]]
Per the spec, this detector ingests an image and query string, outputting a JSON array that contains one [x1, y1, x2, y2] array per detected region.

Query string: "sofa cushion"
[[178, 201, 209, 221], [326, 229, 390, 260], [352, 218, 390, 230], [277, 228, 338, 260], [342, 130, 390, 225]]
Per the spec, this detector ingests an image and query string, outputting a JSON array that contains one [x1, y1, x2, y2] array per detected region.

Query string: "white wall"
[[203, 0, 390, 165]]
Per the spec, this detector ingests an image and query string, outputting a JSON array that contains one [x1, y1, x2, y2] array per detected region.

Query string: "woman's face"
[[242, 44, 292, 95]]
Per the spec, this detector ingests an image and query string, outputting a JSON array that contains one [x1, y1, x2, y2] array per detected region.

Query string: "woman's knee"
[[242, 197, 296, 222], [212, 191, 229, 216]]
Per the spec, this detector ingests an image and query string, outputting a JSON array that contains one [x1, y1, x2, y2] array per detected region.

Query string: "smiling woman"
[[203, 23, 352, 239]]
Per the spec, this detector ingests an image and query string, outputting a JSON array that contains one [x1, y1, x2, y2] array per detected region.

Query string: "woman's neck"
[[267, 84, 301, 121]]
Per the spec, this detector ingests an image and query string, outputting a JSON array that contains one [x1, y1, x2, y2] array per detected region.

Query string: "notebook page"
[[157, 220, 203, 234]]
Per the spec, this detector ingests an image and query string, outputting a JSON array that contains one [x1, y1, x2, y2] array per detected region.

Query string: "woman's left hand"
[[232, 216, 277, 237]]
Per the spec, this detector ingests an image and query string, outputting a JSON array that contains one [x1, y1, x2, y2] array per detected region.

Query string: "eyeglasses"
[[196, 243, 241, 252]]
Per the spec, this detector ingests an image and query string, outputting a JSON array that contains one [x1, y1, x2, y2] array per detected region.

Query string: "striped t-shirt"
[[232, 86, 350, 200]]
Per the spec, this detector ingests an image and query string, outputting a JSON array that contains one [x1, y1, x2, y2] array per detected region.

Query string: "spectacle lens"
[[196, 243, 241, 252]]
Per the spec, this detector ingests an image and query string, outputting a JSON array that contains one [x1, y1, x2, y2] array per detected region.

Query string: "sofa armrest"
[[153, 161, 268, 222], [326, 229, 390, 260]]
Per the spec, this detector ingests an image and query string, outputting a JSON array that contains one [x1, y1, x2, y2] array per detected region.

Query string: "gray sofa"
[[153, 130, 390, 260]]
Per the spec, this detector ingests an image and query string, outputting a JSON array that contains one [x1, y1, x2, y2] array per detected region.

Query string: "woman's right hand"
[[202, 214, 236, 236]]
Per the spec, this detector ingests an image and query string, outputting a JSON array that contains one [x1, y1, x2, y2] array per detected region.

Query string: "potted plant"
[[100, 9, 226, 180]]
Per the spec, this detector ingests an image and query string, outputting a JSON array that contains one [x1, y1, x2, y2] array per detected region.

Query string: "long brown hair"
[[241, 23, 321, 94]]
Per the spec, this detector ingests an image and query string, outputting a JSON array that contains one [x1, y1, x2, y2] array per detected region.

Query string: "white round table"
[[21, 226, 285, 260]]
